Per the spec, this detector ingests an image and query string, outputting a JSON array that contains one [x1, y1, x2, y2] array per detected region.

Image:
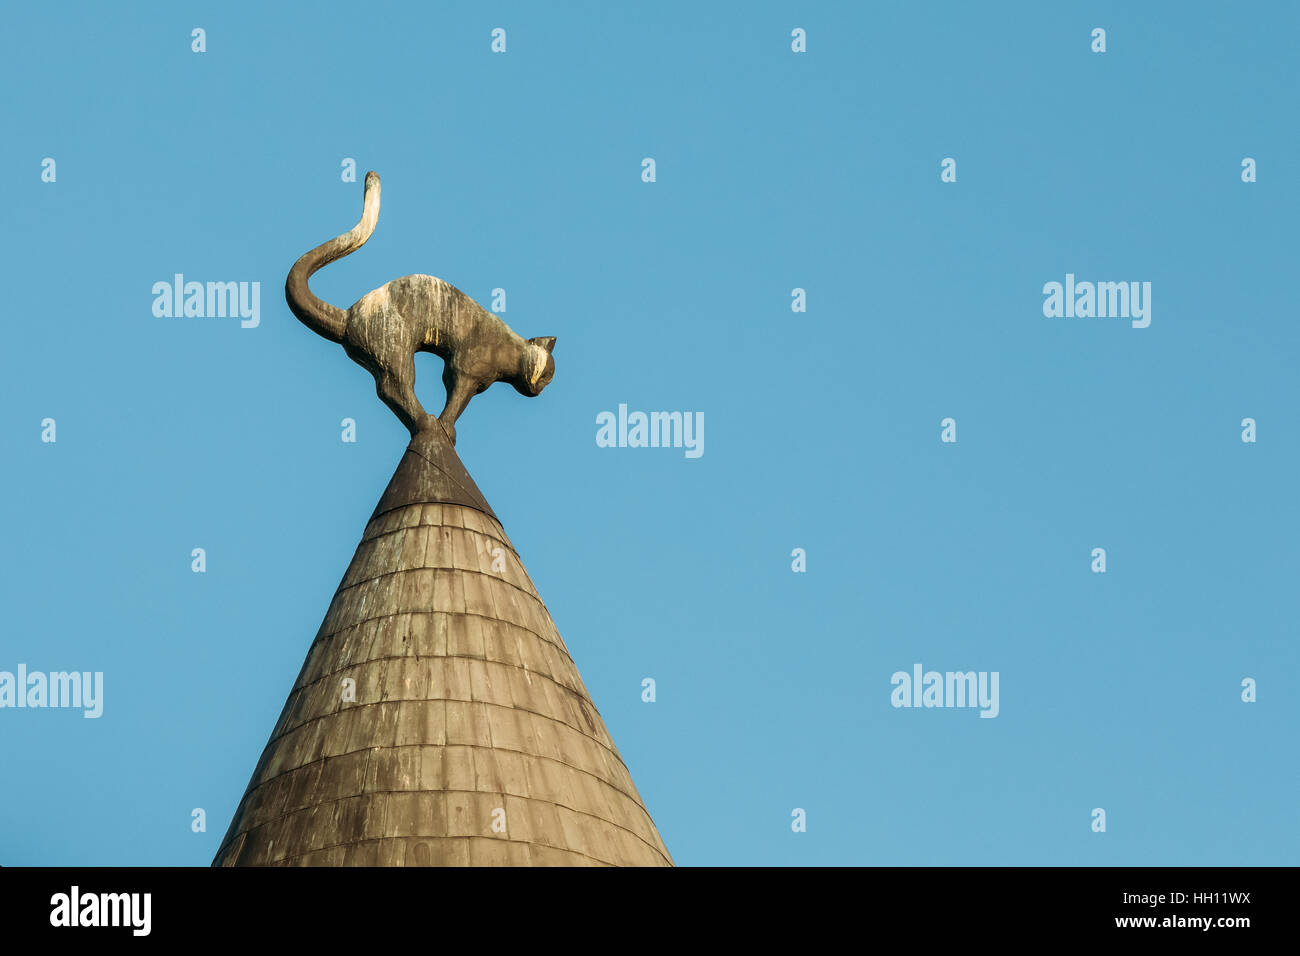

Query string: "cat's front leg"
[[437, 372, 477, 446]]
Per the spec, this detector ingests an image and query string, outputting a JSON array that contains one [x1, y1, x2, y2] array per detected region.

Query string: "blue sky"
[[2, 0, 1297, 865]]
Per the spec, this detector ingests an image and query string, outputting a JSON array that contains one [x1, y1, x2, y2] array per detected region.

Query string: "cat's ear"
[[529, 336, 557, 353]]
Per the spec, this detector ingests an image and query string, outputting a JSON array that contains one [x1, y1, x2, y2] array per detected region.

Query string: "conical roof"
[[213, 429, 672, 866]]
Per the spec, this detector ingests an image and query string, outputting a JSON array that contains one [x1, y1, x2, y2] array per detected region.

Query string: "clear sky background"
[[2, 1, 1297, 866]]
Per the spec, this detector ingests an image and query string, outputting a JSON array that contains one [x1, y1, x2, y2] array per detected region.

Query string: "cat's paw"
[[412, 413, 453, 444]]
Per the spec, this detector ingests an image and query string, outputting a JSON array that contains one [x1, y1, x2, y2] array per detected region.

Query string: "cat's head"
[[515, 336, 556, 396]]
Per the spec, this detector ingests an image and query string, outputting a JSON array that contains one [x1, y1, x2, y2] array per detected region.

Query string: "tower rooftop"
[[213, 430, 672, 866]]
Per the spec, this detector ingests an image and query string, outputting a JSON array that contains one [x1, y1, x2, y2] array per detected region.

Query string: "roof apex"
[[371, 427, 496, 523]]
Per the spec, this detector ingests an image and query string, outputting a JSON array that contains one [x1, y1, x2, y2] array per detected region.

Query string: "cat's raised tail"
[[285, 170, 382, 343]]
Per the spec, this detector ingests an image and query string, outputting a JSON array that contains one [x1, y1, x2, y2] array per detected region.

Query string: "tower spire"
[[213, 429, 672, 866]]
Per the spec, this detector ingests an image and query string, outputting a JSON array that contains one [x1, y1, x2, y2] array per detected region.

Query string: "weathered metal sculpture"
[[212, 175, 671, 866], [285, 171, 555, 444]]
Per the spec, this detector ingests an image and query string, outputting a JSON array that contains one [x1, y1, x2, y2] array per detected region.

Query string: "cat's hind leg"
[[373, 352, 435, 436]]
